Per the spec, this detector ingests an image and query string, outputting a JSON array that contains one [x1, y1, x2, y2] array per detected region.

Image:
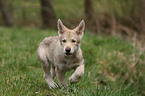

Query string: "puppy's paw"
[[69, 76, 80, 84], [48, 83, 59, 89]]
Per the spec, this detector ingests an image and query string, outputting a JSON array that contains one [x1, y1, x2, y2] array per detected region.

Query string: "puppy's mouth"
[[65, 52, 72, 56]]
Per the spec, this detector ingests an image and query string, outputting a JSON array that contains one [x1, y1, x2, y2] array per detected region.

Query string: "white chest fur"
[[58, 58, 81, 71]]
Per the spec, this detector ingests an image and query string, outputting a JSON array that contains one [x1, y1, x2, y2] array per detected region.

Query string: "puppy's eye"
[[62, 40, 66, 43], [72, 39, 76, 43]]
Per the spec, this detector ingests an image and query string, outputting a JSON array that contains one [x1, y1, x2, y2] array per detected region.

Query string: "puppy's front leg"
[[69, 64, 84, 84], [55, 66, 68, 87]]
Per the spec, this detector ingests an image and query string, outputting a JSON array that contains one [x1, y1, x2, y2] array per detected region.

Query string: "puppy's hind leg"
[[51, 65, 56, 80], [40, 60, 58, 89]]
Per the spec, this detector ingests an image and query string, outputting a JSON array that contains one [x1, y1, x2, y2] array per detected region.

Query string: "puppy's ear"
[[76, 20, 85, 35], [57, 19, 65, 34]]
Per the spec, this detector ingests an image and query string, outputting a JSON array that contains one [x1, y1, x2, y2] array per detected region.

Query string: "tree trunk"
[[140, 0, 145, 34], [40, 0, 56, 29], [84, 0, 95, 26], [0, 0, 14, 27]]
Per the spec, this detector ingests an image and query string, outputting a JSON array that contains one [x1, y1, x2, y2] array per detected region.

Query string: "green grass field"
[[0, 27, 144, 95]]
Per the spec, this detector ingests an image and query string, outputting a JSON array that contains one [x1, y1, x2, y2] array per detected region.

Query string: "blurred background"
[[0, 0, 145, 95], [0, 0, 145, 42]]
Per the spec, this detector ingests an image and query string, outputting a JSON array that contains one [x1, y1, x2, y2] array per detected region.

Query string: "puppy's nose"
[[65, 47, 71, 53]]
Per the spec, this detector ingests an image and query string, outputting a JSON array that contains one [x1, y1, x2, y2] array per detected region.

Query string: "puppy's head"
[[57, 19, 85, 56]]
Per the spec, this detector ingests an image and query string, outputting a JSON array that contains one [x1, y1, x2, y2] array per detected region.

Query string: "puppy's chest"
[[58, 59, 79, 71]]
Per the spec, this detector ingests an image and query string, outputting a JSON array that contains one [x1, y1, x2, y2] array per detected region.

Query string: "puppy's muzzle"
[[65, 47, 71, 53], [65, 47, 72, 56]]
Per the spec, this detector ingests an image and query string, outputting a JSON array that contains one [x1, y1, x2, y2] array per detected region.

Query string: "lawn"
[[0, 27, 144, 95]]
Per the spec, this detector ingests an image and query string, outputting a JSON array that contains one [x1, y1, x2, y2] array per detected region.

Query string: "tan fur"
[[37, 19, 85, 88]]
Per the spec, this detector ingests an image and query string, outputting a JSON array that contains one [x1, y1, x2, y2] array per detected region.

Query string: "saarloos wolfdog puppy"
[[37, 19, 85, 88]]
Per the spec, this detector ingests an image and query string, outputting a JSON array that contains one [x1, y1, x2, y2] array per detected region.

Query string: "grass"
[[0, 27, 144, 95]]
